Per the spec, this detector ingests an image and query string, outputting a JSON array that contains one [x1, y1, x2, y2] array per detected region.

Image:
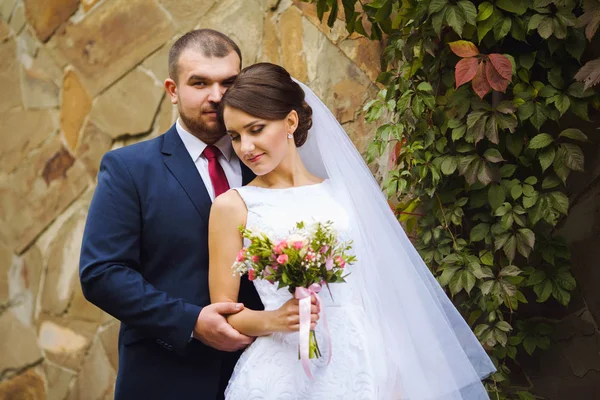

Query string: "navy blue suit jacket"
[[79, 125, 262, 399]]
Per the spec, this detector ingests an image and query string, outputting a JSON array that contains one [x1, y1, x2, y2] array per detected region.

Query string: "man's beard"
[[178, 104, 225, 142]]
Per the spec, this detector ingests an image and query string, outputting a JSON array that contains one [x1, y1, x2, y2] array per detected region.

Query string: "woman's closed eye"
[[250, 125, 264, 134]]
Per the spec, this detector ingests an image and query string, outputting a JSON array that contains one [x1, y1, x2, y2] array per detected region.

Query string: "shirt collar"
[[175, 119, 234, 162]]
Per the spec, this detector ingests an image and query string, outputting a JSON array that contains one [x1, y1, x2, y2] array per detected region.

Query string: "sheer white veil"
[[295, 79, 496, 399]]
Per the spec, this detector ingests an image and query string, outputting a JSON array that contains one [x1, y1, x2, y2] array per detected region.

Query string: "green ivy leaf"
[[569, 100, 591, 122], [477, 2, 494, 21], [470, 223, 490, 242], [530, 103, 548, 131], [548, 67, 564, 89], [553, 147, 571, 184], [542, 174, 562, 189], [494, 16, 513, 39], [484, 148, 505, 163], [504, 235, 517, 261], [561, 143, 585, 172], [518, 101, 535, 121], [477, 11, 495, 42], [528, 133, 554, 149], [528, 14, 545, 31], [441, 156, 459, 175], [500, 164, 518, 178], [452, 126, 467, 141], [559, 129, 588, 142], [446, 5, 467, 36], [535, 280, 553, 302], [432, 9, 447, 36], [539, 147, 556, 172], [523, 192, 539, 208], [496, 0, 528, 15], [506, 132, 524, 157], [457, 1, 477, 26], [488, 184, 507, 210], [537, 16, 554, 39], [553, 95, 570, 116], [429, 0, 448, 15], [499, 265, 522, 277], [511, 184, 523, 199]]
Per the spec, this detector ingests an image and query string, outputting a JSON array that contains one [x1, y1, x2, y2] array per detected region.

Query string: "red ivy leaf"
[[389, 141, 402, 168], [488, 54, 513, 81], [485, 60, 510, 93], [455, 57, 480, 88], [449, 40, 480, 58], [472, 62, 491, 99]]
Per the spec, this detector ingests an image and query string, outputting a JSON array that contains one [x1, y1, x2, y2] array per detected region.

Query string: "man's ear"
[[165, 78, 178, 105], [287, 110, 299, 133]]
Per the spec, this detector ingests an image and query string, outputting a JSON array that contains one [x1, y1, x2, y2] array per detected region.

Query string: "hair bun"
[[294, 101, 313, 147]]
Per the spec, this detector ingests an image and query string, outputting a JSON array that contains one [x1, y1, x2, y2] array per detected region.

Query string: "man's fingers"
[[212, 302, 244, 315]]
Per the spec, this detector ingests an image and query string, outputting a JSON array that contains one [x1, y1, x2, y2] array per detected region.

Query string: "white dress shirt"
[[175, 119, 243, 201]]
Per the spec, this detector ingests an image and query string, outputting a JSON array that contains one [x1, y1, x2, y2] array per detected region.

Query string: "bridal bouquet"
[[232, 220, 355, 377]]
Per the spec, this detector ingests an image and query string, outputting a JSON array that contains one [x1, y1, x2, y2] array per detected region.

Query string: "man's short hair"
[[168, 29, 242, 83]]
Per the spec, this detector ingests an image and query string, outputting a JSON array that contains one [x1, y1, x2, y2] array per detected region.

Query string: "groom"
[[79, 29, 263, 399]]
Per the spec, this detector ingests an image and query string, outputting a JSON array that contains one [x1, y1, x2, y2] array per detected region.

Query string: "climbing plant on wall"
[[304, 0, 600, 397]]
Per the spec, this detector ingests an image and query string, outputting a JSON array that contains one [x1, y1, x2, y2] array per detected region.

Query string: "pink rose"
[[335, 256, 346, 268], [325, 257, 334, 271], [274, 240, 287, 254], [292, 241, 304, 250], [236, 248, 247, 262], [248, 269, 256, 281], [276, 254, 289, 265], [251, 255, 259, 263]]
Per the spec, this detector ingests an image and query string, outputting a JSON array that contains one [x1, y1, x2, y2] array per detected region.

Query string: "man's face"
[[168, 49, 240, 144]]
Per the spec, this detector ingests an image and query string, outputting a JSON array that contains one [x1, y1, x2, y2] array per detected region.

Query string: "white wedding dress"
[[225, 180, 384, 400]]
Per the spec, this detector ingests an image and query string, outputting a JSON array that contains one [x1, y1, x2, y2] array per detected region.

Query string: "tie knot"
[[203, 145, 221, 160]]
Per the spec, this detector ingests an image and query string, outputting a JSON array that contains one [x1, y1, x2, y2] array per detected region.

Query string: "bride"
[[208, 62, 496, 399]]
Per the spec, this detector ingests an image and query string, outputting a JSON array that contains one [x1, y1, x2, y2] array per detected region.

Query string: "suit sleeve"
[[79, 151, 201, 355]]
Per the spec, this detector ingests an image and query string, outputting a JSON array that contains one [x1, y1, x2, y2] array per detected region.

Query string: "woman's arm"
[[209, 190, 318, 337]]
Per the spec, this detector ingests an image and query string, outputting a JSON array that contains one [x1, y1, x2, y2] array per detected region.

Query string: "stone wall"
[[0, 0, 381, 398]]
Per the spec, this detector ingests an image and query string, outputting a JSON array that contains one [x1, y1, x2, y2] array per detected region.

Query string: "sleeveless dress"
[[224, 180, 382, 400]]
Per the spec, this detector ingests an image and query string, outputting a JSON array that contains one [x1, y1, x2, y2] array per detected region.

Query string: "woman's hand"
[[268, 296, 320, 333]]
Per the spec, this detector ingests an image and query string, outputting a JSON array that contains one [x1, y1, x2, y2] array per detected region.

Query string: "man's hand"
[[193, 302, 254, 352]]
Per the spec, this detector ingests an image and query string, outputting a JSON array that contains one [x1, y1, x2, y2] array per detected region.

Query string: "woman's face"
[[223, 106, 297, 175]]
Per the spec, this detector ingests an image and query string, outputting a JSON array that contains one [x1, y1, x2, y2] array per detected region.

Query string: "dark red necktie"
[[202, 145, 230, 197]]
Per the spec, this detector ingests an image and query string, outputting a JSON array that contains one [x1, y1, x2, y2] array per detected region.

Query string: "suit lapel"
[[161, 126, 212, 223]]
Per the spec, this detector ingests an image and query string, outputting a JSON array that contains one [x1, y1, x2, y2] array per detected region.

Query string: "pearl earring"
[[287, 133, 293, 139]]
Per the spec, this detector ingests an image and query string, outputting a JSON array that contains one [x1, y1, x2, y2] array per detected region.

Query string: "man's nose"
[[207, 83, 226, 103]]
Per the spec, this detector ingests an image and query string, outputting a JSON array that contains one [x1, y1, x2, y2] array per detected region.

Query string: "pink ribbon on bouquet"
[[294, 283, 332, 380]]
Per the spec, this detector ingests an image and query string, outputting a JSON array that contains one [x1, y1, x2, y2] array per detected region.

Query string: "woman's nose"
[[240, 136, 255, 153]]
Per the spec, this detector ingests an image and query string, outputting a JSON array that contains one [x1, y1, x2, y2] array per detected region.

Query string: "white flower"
[[287, 233, 309, 245]]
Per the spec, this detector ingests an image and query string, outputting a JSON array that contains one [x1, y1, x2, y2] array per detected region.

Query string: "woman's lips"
[[248, 153, 264, 163]]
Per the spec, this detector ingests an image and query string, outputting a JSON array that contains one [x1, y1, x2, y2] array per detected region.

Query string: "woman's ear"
[[286, 110, 299, 134]]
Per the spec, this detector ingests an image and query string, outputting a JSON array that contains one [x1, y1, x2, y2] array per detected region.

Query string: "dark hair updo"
[[219, 63, 313, 147]]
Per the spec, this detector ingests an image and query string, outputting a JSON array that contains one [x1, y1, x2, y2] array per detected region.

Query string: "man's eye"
[[193, 82, 206, 87]]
